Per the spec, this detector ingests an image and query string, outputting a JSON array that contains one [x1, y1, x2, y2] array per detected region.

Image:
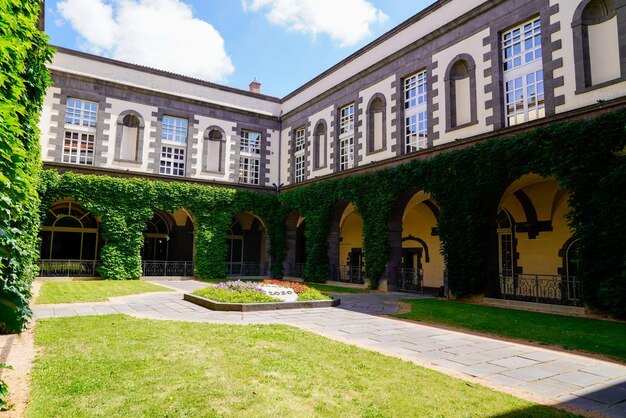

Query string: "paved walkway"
[[34, 280, 626, 417]]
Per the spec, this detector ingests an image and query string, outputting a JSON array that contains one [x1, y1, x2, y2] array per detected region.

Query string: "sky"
[[44, 0, 436, 98]]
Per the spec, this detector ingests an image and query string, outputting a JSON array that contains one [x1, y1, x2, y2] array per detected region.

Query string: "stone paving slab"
[[31, 281, 626, 417]]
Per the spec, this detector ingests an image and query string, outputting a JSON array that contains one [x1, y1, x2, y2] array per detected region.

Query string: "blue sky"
[[45, 0, 436, 97]]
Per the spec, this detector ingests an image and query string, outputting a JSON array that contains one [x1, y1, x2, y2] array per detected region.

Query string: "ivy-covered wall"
[[37, 110, 626, 317], [39, 172, 286, 281], [0, 0, 53, 333], [279, 110, 626, 316]]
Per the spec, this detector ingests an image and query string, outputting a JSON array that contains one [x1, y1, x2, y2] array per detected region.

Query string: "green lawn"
[[199, 278, 368, 294], [29, 315, 574, 418], [36, 280, 173, 304], [395, 299, 626, 362]]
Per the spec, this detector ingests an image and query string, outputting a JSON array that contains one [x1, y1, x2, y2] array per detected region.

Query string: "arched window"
[[115, 111, 144, 162], [573, 0, 624, 90], [497, 209, 516, 278], [445, 55, 477, 130], [142, 212, 170, 261], [40, 202, 100, 261], [313, 121, 327, 170], [366, 95, 386, 154], [203, 128, 225, 173]]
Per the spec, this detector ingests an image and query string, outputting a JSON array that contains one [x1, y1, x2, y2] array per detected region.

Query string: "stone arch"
[[115, 110, 145, 162], [366, 93, 387, 154], [444, 53, 478, 131]]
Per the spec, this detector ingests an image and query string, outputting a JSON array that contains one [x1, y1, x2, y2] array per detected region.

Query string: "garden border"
[[183, 293, 340, 311]]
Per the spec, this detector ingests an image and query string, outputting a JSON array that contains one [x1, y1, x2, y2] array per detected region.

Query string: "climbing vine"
[[37, 110, 626, 317], [0, 0, 53, 333], [280, 110, 626, 316], [39, 171, 285, 281]]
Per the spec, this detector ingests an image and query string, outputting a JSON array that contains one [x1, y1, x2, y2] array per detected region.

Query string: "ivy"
[[39, 171, 285, 282], [280, 110, 626, 316], [0, 0, 53, 333]]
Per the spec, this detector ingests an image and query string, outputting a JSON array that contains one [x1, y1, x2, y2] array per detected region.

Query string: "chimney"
[[249, 79, 261, 94]]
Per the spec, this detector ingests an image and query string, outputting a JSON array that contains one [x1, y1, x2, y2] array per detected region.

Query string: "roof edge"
[[50, 45, 282, 103], [280, 0, 452, 101]]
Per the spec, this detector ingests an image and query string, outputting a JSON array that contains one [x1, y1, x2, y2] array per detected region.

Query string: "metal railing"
[[142, 261, 194, 277], [395, 268, 423, 293], [330, 265, 365, 284], [227, 262, 268, 277], [38, 260, 100, 277], [496, 273, 582, 306]]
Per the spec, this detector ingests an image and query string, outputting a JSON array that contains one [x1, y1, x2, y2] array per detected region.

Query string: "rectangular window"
[[239, 156, 260, 185], [239, 129, 262, 185], [338, 104, 355, 171], [240, 130, 261, 154], [161, 116, 188, 143], [159, 146, 185, 177], [502, 18, 544, 126], [65, 98, 98, 128], [62, 131, 95, 165], [339, 136, 354, 171], [160, 116, 187, 176], [339, 104, 355, 136], [404, 71, 427, 152], [294, 127, 306, 183], [63, 98, 98, 165]]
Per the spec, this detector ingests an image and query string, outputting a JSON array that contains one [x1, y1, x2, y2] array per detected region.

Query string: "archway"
[[141, 209, 194, 276], [327, 201, 364, 283], [227, 212, 269, 276], [284, 211, 306, 277], [388, 190, 444, 292], [39, 201, 102, 276], [492, 174, 580, 305]]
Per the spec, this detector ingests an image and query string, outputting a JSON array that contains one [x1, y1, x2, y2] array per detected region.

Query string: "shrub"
[[193, 286, 280, 303], [297, 289, 332, 301], [0, 363, 12, 410]]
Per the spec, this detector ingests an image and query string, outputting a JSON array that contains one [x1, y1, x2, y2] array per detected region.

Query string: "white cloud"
[[242, 0, 388, 47], [57, 0, 235, 82]]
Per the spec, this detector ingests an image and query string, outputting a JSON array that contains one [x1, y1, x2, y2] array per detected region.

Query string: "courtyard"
[[1, 279, 624, 416]]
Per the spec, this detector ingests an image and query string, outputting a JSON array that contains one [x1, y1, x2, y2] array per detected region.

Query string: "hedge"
[[0, 0, 53, 333]]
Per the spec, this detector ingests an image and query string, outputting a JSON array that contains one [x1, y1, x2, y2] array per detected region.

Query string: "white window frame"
[[239, 156, 260, 185], [404, 71, 428, 152], [502, 18, 544, 126], [294, 127, 306, 183], [338, 104, 355, 171], [160, 115, 188, 177], [159, 146, 186, 177], [239, 129, 261, 185], [63, 98, 98, 166]]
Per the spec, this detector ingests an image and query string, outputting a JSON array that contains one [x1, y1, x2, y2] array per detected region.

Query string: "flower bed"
[[186, 280, 339, 311]]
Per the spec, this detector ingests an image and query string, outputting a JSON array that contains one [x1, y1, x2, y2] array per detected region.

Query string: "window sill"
[[575, 77, 626, 95], [114, 158, 142, 164], [365, 148, 388, 156], [312, 165, 327, 172], [445, 120, 479, 133], [201, 169, 225, 175]]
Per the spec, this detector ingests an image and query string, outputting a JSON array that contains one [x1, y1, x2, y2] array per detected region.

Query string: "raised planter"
[[184, 293, 341, 312]]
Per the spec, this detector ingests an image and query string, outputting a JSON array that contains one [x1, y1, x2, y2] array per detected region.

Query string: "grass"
[[29, 315, 575, 418], [395, 299, 626, 362], [198, 278, 368, 293], [36, 280, 173, 304]]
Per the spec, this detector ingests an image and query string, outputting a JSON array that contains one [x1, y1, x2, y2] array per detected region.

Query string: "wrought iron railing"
[[38, 260, 100, 277], [142, 261, 194, 277], [495, 273, 582, 306], [330, 265, 365, 284], [395, 268, 423, 293], [227, 262, 268, 277]]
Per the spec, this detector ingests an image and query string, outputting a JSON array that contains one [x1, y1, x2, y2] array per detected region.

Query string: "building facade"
[[38, 0, 626, 309]]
